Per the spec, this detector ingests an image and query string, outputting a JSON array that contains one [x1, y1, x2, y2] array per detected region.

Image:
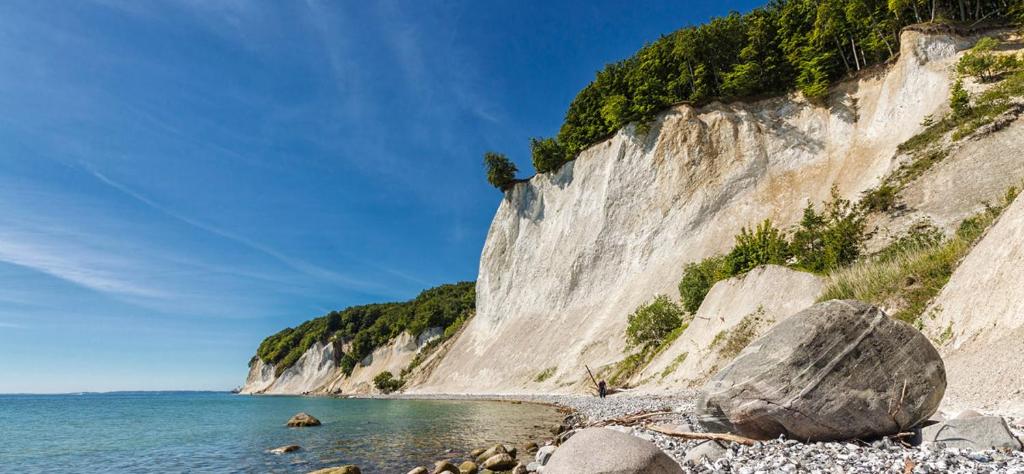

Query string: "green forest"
[[495, 0, 1019, 181], [256, 282, 475, 376]]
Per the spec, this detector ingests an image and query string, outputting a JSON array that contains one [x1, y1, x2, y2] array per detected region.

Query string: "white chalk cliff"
[[244, 29, 1024, 405], [408, 29, 973, 394]]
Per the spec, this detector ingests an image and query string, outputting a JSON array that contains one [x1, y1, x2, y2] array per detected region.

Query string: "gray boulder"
[[543, 428, 683, 474], [922, 416, 1023, 450], [535, 445, 556, 465], [697, 300, 946, 441], [683, 440, 727, 465]]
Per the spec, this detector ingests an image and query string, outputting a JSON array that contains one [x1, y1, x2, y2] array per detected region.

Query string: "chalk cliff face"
[[923, 195, 1024, 416], [408, 30, 972, 394], [240, 329, 442, 395]]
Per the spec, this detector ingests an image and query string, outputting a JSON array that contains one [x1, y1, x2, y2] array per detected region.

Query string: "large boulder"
[[286, 412, 321, 427], [922, 416, 1023, 451], [697, 300, 946, 441], [543, 428, 683, 474]]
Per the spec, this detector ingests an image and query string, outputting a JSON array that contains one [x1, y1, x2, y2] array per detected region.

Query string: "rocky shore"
[[359, 392, 1024, 474]]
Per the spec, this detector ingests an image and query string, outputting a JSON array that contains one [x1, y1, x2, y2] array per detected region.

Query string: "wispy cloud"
[[86, 167, 380, 293], [0, 233, 168, 298]]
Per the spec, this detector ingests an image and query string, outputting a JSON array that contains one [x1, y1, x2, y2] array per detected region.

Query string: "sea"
[[0, 391, 563, 473]]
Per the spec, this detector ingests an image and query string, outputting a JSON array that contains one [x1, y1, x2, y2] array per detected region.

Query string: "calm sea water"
[[0, 392, 562, 473]]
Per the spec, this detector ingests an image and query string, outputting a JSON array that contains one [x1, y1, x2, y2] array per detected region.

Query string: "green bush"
[[373, 371, 404, 394], [483, 152, 518, 191], [957, 38, 1020, 82], [950, 79, 971, 118], [677, 256, 729, 313], [725, 220, 791, 275], [625, 295, 685, 351], [791, 194, 865, 273], [860, 183, 899, 213], [256, 282, 475, 374], [530, 137, 568, 174], [820, 186, 1019, 325]]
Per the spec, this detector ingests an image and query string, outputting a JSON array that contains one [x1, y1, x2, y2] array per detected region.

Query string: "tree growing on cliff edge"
[[524, 0, 1015, 176], [483, 151, 518, 192]]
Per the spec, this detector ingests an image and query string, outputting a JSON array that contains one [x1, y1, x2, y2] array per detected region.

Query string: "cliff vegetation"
[[256, 282, 475, 376]]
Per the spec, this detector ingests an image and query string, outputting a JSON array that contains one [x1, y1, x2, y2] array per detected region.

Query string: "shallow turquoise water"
[[0, 392, 561, 473]]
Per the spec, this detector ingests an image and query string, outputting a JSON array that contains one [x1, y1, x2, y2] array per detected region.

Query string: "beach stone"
[[956, 409, 984, 419], [523, 442, 539, 454], [922, 416, 1023, 450], [433, 460, 459, 474], [482, 453, 516, 471], [697, 300, 946, 441], [543, 428, 683, 474], [555, 429, 576, 445], [535, 445, 556, 465], [407, 468, 428, 474], [286, 412, 321, 427], [307, 466, 360, 474], [469, 448, 486, 458], [512, 463, 528, 474], [504, 445, 518, 458], [526, 461, 541, 472], [475, 444, 507, 463], [269, 444, 301, 454], [683, 440, 727, 465], [458, 460, 478, 474]]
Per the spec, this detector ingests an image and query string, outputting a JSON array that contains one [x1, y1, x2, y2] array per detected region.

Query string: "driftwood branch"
[[588, 410, 672, 427], [647, 425, 759, 446]]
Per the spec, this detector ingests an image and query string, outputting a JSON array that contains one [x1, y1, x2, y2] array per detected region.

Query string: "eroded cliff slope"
[[408, 29, 974, 394]]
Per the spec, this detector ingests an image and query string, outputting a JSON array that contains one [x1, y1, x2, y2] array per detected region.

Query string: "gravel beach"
[[388, 392, 1024, 473]]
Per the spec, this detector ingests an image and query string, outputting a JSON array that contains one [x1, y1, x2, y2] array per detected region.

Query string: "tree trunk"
[[851, 36, 861, 71], [959, 0, 967, 20], [931, 0, 937, 22], [912, 2, 921, 22], [835, 36, 852, 73]]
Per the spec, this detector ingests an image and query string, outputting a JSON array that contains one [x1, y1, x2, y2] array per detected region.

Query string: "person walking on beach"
[[598, 379, 607, 399]]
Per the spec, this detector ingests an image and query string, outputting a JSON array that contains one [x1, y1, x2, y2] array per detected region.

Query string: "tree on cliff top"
[[483, 151, 518, 191], [524, 0, 1015, 176]]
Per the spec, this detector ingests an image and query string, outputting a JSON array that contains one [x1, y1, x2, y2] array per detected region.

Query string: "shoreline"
[[305, 391, 1024, 473]]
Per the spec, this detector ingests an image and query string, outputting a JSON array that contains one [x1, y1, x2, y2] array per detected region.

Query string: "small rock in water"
[[482, 453, 516, 471], [286, 412, 321, 427], [526, 461, 542, 472], [307, 466, 360, 474], [406, 468, 428, 474], [432, 460, 459, 474], [469, 448, 486, 458], [457, 460, 478, 474], [475, 444, 507, 463], [523, 442, 539, 454], [511, 462, 528, 474], [269, 444, 301, 454]]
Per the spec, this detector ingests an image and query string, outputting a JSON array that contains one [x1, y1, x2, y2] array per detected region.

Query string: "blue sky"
[[0, 0, 761, 393]]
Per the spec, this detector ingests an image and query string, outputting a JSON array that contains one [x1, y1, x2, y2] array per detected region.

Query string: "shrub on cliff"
[[725, 220, 791, 275], [373, 371, 403, 394], [625, 295, 685, 351], [484, 151, 518, 191], [678, 256, 730, 313], [791, 194, 865, 273], [530, 137, 568, 174]]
